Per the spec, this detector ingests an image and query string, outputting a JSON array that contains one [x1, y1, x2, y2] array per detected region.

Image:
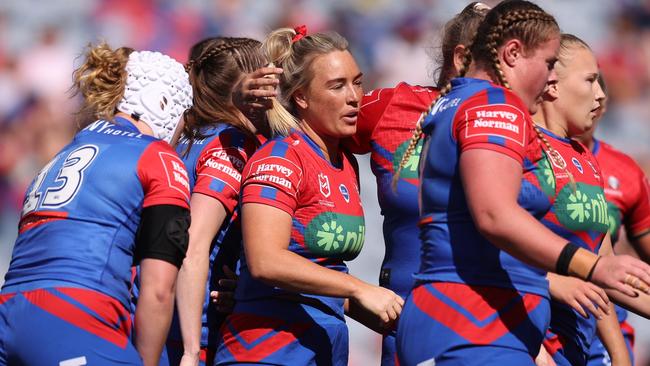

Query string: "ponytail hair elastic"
[[292, 25, 307, 43]]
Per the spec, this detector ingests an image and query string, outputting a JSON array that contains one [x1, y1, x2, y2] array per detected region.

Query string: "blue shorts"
[[381, 330, 398, 366], [0, 287, 139, 366], [396, 282, 550, 366], [215, 298, 348, 365], [586, 320, 634, 366], [544, 329, 586, 366]]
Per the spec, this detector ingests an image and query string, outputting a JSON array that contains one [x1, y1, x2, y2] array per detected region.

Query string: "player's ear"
[[293, 88, 308, 110]]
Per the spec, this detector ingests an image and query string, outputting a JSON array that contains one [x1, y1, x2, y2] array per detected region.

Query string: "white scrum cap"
[[117, 51, 193, 143]]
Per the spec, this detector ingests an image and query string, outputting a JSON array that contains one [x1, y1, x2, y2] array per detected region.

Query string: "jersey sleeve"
[[453, 89, 529, 164], [137, 140, 190, 209], [625, 169, 650, 239], [240, 140, 302, 215], [346, 88, 395, 154], [192, 133, 254, 214]]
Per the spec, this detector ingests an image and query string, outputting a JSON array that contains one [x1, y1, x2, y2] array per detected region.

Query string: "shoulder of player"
[[362, 82, 437, 106], [80, 119, 158, 143], [458, 85, 527, 119], [599, 141, 644, 171], [249, 133, 302, 161]]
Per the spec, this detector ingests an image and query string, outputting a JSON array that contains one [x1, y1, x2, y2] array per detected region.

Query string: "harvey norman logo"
[[465, 104, 526, 146]]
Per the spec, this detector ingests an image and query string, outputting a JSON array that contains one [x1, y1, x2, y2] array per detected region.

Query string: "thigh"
[[2, 288, 141, 366], [397, 283, 550, 366]]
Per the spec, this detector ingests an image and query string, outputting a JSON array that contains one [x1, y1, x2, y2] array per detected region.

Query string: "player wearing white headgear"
[[118, 50, 193, 143], [0, 43, 192, 366]]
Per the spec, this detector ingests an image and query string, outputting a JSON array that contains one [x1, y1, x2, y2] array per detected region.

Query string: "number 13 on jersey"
[[22, 145, 99, 216]]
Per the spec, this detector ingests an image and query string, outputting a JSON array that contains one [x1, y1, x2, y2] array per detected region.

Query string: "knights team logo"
[[318, 173, 331, 198], [549, 150, 567, 170], [571, 157, 583, 174], [339, 184, 350, 203]]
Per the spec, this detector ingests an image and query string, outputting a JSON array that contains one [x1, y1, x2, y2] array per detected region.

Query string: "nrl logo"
[[318, 173, 331, 198]]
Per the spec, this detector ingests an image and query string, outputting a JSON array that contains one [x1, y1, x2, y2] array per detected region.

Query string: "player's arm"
[[242, 202, 403, 327], [134, 143, 191, 366], [600, 235, 650, 319], [176, 193, 227, 365], [134, 204, 190, 366], [456, 95, 650, 293], [595, 297, 632, 366], [460, 149, 650, 293], [626, 173, 650, 262]]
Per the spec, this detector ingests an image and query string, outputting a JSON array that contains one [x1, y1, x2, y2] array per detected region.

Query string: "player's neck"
[[532, 104, 569, 138], [299, 122, 340, 165], [114, 112, 155, 136]]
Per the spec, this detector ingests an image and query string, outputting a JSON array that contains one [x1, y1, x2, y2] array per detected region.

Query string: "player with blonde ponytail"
[[396, 2, 650, 365], [215, 26, 403, 366]]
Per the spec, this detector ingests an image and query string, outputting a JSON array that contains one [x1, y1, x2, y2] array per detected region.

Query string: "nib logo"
[[555, 183, 609, 233], [305, 213, 365, 260], [567, 190, 591, 223], [393, 139, 423, 179], [316, 220, 345, 251]]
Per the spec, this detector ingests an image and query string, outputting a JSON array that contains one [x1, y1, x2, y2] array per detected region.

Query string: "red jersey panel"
[[593, 139, 650, 241], [347, 83, 438, 298], [237, 130, 364, 316]]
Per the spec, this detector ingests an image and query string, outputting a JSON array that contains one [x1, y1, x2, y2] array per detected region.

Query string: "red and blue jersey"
[[348, 82, 438, 298], [417, 77, 550, 297], [236, 130, 365, 317], [593, 139, 650, 245], [2, 117, 190, 310], [170, 124, 261, 349], [592, 139, 650, 325], [534, 129, 609, 362]]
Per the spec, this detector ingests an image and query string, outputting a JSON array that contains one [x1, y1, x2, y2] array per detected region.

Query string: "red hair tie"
[[292, 25, 307, 43]]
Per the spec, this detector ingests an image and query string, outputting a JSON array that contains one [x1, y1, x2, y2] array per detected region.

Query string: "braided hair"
[[182, 37, 267, 154], [391, 2, 487, 190], [394, 1, 561, 190]]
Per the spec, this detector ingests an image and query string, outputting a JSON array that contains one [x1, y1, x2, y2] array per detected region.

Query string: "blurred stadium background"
[[1, 0, 649, 364]]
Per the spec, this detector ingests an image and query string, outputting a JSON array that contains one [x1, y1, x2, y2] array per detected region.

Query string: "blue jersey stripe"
[[487, 135, 506, 146], [270, 141, 289, 157], [209, 178, 227, 193], [487, 87, 506, 104], [260, 186, 277, 200]]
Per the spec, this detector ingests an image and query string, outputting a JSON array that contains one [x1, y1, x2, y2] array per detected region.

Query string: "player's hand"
[[535, 343, 557, 366], [179, 351, 200, 366], [589, 255, 650, 297], [210, 265, 238, 313], [548, 273, 609, 319], [351, 283, 404, 328], [233, 66, 283, 119]]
